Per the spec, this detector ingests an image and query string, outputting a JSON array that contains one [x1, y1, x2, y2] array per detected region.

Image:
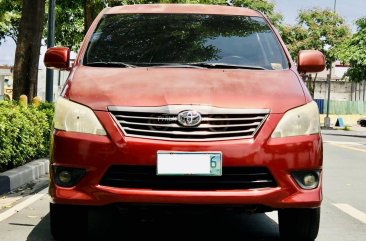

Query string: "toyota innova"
[[44, 4, 325, 241]]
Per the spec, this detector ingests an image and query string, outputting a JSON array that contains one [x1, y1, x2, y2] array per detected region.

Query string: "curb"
[[0, 158, 49, 196]]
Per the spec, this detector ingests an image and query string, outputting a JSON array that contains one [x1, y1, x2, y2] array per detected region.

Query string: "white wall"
[[0, 75, 4, 100], [37, 69, 69, 101], [313, 80, 366, 101]]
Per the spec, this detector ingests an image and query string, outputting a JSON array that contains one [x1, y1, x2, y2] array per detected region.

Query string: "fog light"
[[53, 166, 86, 188], [292, 170, 320, 190], [303, 174, 317, 187], [59, 170, 72, 184]]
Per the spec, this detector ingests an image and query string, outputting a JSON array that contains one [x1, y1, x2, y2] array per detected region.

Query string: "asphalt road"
[[0, 134, 365, 241]]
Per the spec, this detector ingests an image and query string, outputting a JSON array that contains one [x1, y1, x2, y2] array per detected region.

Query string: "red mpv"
[[45, 4, 325, 241]]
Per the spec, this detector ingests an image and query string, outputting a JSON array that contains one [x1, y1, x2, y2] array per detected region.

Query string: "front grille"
[[100, 165, 277, 190], [108, 105, 269, 141]]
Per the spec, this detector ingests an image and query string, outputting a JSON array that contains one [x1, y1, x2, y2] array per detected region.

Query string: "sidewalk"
[[321, 125, 366, 138]]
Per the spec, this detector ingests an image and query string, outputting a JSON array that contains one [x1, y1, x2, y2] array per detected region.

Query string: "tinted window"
[[84, 14, 288, 70]]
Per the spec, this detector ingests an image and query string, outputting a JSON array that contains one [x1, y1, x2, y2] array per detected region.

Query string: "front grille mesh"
[[109, 106, 269, 141], [100, 165, 277, 190]]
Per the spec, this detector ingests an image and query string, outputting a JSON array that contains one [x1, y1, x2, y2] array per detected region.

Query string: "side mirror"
[[44, 47, 70, 70], [297, 50, 325, 73]]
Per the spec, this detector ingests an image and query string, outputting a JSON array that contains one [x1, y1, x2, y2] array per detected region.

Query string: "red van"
[[45, 4, 325, 241]]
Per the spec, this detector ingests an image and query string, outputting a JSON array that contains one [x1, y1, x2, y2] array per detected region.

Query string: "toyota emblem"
[[177, 110, 202, 127]]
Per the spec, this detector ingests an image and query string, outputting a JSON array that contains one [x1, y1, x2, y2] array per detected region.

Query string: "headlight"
[[54, 97, 107, 135], [271, 101, 320, 138]]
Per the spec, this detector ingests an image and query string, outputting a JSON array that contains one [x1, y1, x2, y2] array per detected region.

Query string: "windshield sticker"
[[271, 63, 283, 70]]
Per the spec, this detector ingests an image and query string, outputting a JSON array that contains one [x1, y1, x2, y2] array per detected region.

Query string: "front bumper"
[[49, 112, 323, 209]]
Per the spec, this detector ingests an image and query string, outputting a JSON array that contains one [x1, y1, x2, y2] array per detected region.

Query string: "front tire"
[[360, 120, 366, 127], [279, 207, 320, 241], [50, 203, 88, 240]]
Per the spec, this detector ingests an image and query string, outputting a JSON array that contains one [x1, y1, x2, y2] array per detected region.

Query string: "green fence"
[[322, 100, 366, 115]]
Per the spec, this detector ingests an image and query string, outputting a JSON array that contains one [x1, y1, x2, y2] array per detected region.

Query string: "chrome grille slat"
[[123, 127, 256, 135], [114, 115, 178, 121], [116, 115, 265, 122], [202, 117, 264, 121], [120, 121, 178, 128], [109, 105, 269, 141], [120, 120, 261, 128]]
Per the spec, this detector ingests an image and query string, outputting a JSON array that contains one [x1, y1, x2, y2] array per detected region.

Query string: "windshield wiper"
[[144, 63, 207, 69], [84, 62, 136, 68], [186, 62, 267, 70]]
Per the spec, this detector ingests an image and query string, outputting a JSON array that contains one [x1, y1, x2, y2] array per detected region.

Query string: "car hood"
[[67, 66, 306, 113]]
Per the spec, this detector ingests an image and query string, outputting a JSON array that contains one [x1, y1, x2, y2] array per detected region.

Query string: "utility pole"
[[324, 0, 337, 128], [45, 0, 55, 102]]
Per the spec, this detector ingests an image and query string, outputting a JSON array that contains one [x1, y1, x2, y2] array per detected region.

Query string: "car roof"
[[106, 4, 262, 17]]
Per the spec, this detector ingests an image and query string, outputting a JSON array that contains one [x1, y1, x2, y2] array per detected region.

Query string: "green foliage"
[[280, 24, 308, 60], [0, 101, 54, 172], [0, 0, 22, 43], [38, 101, 55, 128], [232, 0, 282, 27], [342, 125, 351, 131], [335, 18, 366, 82], [107, 0, 282, 26], [280, 8, 351, 67], [54, 1, 84, 51]]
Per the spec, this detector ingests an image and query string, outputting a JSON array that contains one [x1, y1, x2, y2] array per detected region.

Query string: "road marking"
[[333, 203, 366, 224], [323, 141, 363, 146], [327, 143, 366, 153], [0, 188, 48, 222], [265, 211, 278, 223], [0, 196, 23, 208]]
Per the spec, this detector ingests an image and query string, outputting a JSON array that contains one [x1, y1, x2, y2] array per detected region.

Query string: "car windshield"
[[83, 14, 289, 70]]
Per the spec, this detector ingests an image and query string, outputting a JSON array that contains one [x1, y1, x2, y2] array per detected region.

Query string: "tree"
[[83, 0, 110, 34], [280, 8, 351, 97], [232, 0, 282, 27], [54, 1, 84, 51], [4, 0, 283, 55], [280, 24, 308, 60], [336, 18, 366, 83], [0, 0, 22, 43], [12, 0, 46, 100], [282, 8, 350, 68]]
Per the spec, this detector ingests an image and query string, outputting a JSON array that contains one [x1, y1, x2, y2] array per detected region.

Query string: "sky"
[[274, 0, 365, 27], [1, 0, 366, 66]]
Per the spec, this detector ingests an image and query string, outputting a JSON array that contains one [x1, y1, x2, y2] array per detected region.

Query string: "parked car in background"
[[44, 4, 325, 241], [357, 117, 366, 127]]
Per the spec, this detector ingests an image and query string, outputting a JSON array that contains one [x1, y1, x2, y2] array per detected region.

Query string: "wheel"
[[278, 207, 320, 241], [360, 120, 366, 127], [50, 203, 88, 240]]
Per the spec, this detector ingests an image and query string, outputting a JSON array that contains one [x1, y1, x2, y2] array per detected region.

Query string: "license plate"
[[157, 151, 222, 176]]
